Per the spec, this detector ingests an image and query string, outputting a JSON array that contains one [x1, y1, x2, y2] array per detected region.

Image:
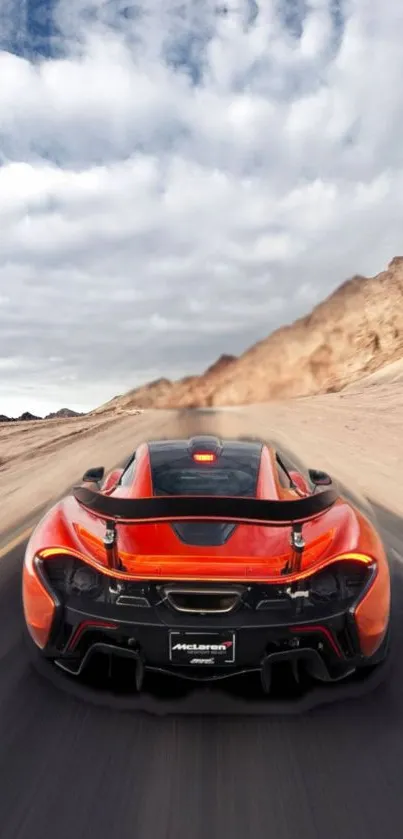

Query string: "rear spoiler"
[[72, 485, 338, 525], [72, 484, 339, 574]]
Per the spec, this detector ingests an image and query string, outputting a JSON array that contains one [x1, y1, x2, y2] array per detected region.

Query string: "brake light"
[[192, 452, 216, 463]]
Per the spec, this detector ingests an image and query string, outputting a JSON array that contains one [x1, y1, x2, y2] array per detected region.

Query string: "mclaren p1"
[[22, 435, 391, 699]]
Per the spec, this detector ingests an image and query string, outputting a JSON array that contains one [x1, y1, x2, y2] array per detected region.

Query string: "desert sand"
[[4, 254, 403, 538], [1, 374, 402, 545], [3, 254, 403, 543]]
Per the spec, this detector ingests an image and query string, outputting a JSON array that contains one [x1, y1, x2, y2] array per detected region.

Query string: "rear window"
[[152, 463, 258, 497]]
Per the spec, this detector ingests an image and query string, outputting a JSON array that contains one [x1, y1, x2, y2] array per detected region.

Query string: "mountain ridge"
[[0, 408, 83, 423], [3, 255, 403, 419], [106, 255, 403, 409]]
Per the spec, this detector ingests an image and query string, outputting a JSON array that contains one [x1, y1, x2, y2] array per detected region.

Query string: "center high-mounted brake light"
[[192, 452, 216, 463]]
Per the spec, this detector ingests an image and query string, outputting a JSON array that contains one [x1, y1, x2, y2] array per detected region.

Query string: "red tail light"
[[192, 452, 216, 463]]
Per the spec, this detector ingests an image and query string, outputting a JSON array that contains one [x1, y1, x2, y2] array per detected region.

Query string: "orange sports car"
[[22, 435, 391, 696]]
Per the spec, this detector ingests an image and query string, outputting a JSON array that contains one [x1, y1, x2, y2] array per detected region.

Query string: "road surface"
[[0, 410, 402, 839]]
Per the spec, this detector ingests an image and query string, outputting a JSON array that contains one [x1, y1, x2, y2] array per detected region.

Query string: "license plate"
[[169, 631, 236, 665]]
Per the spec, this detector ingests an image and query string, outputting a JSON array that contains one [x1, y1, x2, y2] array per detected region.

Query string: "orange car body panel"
[[23, 443, 390, 656], [23, 548, 56, 649]]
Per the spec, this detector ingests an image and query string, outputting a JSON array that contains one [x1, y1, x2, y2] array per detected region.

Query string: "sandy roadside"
[[0, 410, 175, 537], [1, 379, 403, 539], [242, 381, 403, 515]]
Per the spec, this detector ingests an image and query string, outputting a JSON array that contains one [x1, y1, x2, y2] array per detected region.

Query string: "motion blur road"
[[1, 411, 402, 839]]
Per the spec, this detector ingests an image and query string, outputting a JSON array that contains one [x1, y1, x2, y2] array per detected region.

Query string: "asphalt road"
[[1, 413, 403, 839]]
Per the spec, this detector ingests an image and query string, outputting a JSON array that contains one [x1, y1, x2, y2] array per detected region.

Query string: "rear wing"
[[72, 484, 339, 574], [72, 485, 338, 525]]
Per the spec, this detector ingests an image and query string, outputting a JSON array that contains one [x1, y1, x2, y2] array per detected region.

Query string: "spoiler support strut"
[[290, 522, 305, 573], [72, 484, 338, 572], [103, 520, 122, 570]]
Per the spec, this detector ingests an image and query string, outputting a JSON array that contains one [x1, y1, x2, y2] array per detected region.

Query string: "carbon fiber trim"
[[72, 484, 339, 524]]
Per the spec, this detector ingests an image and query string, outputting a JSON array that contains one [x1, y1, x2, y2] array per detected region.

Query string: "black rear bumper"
[[42, 599, 373, 691], [35, 553, 388, 698]]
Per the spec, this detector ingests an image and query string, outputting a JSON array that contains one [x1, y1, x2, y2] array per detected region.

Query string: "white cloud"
[[1, 0, 403, 414]]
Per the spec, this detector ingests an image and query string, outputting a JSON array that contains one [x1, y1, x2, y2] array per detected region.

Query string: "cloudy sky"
[[1, 0, 403, 415]]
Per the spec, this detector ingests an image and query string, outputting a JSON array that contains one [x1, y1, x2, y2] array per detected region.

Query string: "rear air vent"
[[43, 557, 103, 600], [42, 558, 69, 594], [309, 560, 372, 603], [162, 585, 244, 614], [116, 595, 151, 608], [172, 522, 236, 546]]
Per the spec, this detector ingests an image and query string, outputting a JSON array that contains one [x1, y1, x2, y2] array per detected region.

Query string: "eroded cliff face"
[[98, 256, 403, 410], [208, 256, 403, 406]]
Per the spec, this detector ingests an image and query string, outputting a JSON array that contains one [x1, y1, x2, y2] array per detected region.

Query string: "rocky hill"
[[92, 354, 237, 413], [0, 408, 83, 423], [45, 408, 84, 420], [111, 256, 403, 409], [4, 256, 403, 420]]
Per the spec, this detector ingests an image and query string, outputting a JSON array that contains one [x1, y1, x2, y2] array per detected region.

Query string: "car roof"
[[147, 434, 263, 455]]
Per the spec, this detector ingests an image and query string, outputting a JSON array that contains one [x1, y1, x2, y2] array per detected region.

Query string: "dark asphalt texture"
[[1, 421, 403, 839]]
